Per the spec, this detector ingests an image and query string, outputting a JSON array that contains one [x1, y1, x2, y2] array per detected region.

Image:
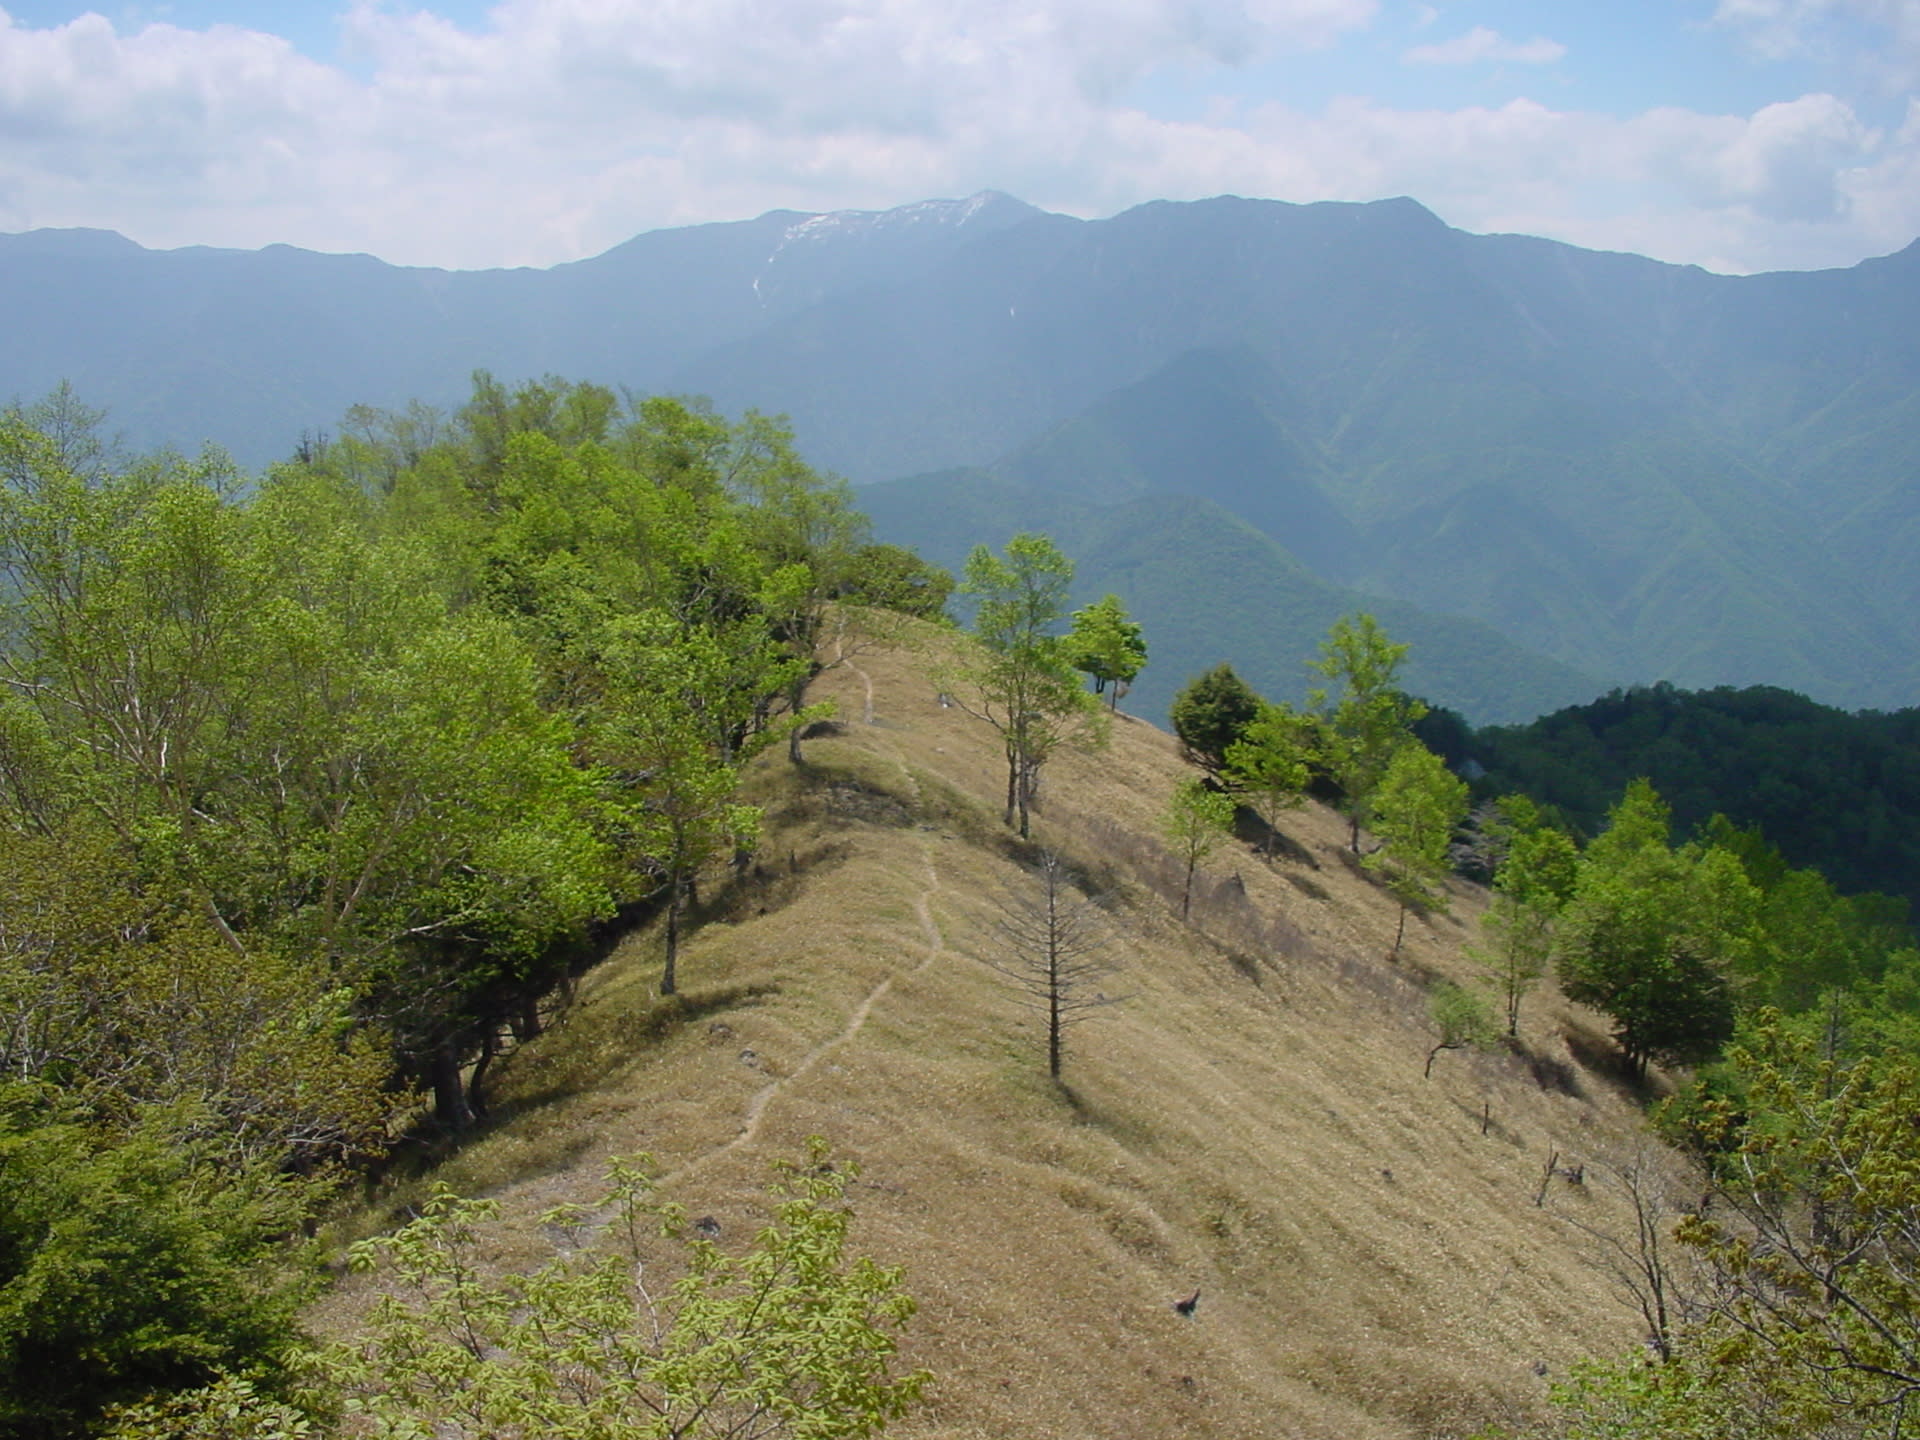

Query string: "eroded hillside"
[[326, 621, 1664, 1440]]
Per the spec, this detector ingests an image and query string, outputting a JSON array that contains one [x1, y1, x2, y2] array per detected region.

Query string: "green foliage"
[[591, 619, 778, 995], [1473, 823, 1580, 1038], [1558, 782, 1755, 1074], [1540, 1024, 1920, 1439], [1364, 743, 1469, 960], [1425, 983, 1497, 1078], [1162, 778, 1237, 918], [1309, 614, 1427, 852], [1221, 702, 1314, 861], [947, 534, 1106, 838], [1064, 593, 1147, 708], [1498, 823, 1581, 910], [1537, 1354, 1779, 1440], [1169, 663, 1263, 775], [0, 823, 394, 1165], [0, 381, 926, 1422], [835, 543, 953, 621], [326, 1141, 929, 1439], [0, 1090, 312, 1439], [99, 1375, 315, 1440], [1465, 680, 1920, 910], [1670, 1023, 1920, 1432]]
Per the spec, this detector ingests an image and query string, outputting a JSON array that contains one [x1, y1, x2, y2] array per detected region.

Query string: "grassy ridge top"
[[327, 618, 1661, 1439]]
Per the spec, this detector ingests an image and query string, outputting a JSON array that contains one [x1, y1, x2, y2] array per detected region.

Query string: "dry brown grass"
[[316, 619, 1665, 1439]]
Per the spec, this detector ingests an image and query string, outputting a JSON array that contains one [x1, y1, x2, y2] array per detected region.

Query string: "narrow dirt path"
[[831, 620, 877, 725], [662, 841, 945, 1189]]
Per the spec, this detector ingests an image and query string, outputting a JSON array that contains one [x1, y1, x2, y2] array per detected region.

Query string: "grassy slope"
[[323, 620, 1661, 1440]]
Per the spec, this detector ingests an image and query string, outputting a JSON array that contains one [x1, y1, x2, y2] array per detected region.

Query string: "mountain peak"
[[0, 226, 144, 258], [772, 191, 1042, 246]]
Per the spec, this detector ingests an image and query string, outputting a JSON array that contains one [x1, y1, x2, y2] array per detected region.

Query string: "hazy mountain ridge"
[[6, 192, 1918, 716]]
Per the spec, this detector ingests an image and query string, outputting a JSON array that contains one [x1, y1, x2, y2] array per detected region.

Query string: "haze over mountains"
[[6, 191, 1918, 723]]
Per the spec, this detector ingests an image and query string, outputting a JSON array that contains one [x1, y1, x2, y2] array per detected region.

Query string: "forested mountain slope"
[[318, 623, 1661, 1440], [1445, 681, 1920, 906], [856, 471, 1601, 725]]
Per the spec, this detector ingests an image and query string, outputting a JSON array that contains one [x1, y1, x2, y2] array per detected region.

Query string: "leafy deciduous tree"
[[1064, 593, 1147, 710], [1222, 701, 1315, 861], [1474, 823, 1581, 1038], [1558, 781, 1755, 1076], [946, 535, 1105, 838], [1309, 614, 1427, 853], [1364, 743, 1468, 961], [1425, 982, 1497, 1078], [1161, 778, 1236, 919], [326, 1141, 929, 1440]]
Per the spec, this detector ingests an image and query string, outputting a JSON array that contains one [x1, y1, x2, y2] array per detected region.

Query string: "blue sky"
[[2, 1, 1916, 272]]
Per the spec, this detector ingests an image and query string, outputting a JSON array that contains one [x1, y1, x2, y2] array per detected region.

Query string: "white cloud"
[[1402, 25, 1566, 66], [0, 2, 1913, 276], [1714, 0, 1920, 78]]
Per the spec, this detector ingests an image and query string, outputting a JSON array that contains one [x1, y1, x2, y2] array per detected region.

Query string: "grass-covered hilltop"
[[5, 375, 1920, 1440]]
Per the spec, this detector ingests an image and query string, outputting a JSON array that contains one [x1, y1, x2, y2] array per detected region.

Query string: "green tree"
[[1425, 982, 1497, 1078], [0, 823, 394, 1166], [1558, 782, 1756, 1076], [1169, 664, 1262, 776], [326, 1141, 929, 1439], [1670, 1023, 1920, 1434], [1538, 1024, 1920, 1439], [593, 621, 778, 997], [0, 1090, 311, 1440], [1222, 701, 1314, 862], [1064, 593, 1147, 710], [1161, 778, 1236, 919], [1475, 824, 1580, 1038], [835, 543, 953, 621], [946, 535, 1105, 838], [1309, 614, 1427, 853], [1363, 743, 1468, 961]]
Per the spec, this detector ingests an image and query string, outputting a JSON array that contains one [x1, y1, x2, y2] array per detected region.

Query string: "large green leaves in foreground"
[[327, 1141, 929, 1439], [1509, 1025, 1920, 1440]]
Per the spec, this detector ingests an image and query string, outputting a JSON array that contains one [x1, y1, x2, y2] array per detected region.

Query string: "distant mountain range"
[[5, 193, 1918, 723]]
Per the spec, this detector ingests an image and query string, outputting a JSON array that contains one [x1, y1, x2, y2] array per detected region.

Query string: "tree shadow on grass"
[[373, 983, 783, 1194], [497, 982, 782, 1117], [1561, 1020, 1667, 1104]]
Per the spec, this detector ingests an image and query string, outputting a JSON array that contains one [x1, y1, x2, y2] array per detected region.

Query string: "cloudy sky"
[[2, 0, 1917, 273]]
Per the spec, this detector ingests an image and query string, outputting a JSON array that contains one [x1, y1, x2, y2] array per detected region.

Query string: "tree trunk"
[[1390, 901, 1408, 960], [430, 1040, 477, 1130], [1182, 858, 1195, 918], [1048, 964, 1062, 1079], [662, 874, 682, 996], [467, 1027, 499, 1118], [515, 992, 543, 1041], [786, 671, 811, 764]]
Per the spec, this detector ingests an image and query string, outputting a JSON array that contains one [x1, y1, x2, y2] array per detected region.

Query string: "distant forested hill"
[[8, 192, 1920, 715], [857, 471, 1600, 725], [1448, 683, 1920, 905]]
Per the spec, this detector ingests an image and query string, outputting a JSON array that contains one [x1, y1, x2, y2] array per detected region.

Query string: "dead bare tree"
[[985, 850, 1123, 1080], [1545, 1142, 1706, 1361]]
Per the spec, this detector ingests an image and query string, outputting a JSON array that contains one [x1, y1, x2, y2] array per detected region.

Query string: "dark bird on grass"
[[1174, 1289, 1200, 1317]]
